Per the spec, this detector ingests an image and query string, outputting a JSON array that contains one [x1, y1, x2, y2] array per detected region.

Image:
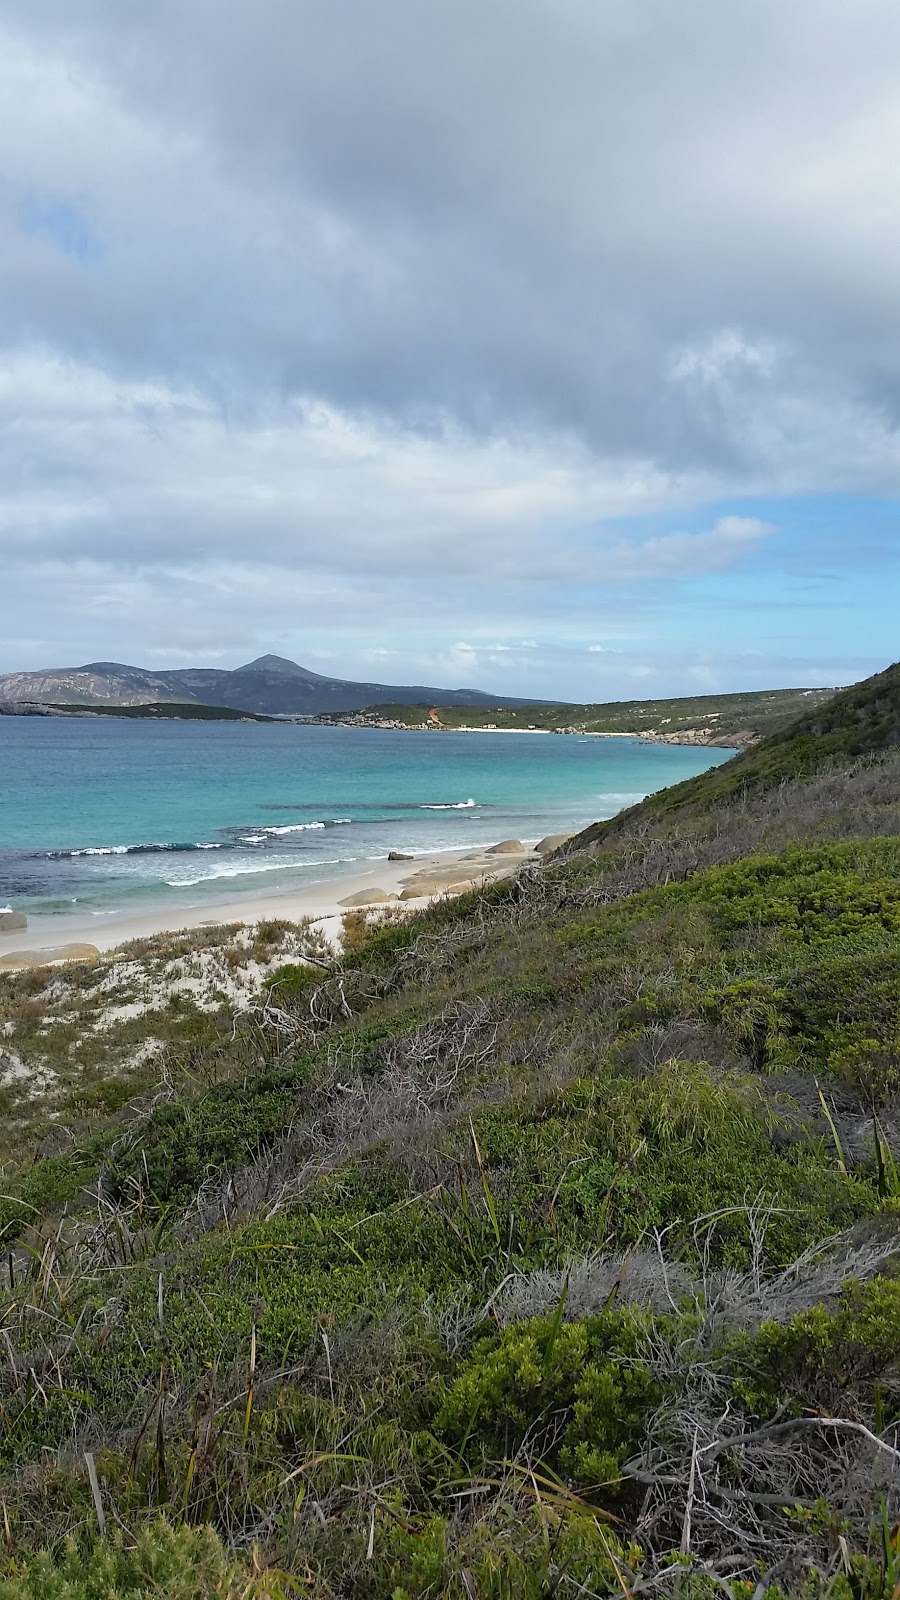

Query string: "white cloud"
[[593, 517, 774, 581], [0, 350, 720, 586]]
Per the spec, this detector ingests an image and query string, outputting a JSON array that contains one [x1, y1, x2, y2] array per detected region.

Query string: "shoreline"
[[322, 721, 745, 748], [0, 839, 552, 968]]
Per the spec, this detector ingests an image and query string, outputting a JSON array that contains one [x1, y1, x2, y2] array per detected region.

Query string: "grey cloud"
[[3, 2, 900, 471], [0, 1, 898, 683]]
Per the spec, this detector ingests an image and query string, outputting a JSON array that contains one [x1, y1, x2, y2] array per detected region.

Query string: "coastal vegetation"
[[315, 684, 837, 744], [49, 701, 279, 722], [2, 682, 838, 739], [0, 664, 899, 1594], [0, 702, 278, 722]]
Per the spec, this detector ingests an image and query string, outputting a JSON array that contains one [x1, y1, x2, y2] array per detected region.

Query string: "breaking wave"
[[419, 798, 476, 810], [164, 858, 345, 888], [45, 841, 223, 859], [260, 822, 327, 835]]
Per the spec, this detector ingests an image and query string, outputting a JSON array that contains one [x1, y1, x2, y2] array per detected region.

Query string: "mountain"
[[0, 653, 544, 717]]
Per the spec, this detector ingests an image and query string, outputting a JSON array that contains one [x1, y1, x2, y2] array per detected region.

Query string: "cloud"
[[0, 350, 715, 584], [0, 2, 897, 686], [595, 517, 774, 580], [2, 3, 900, 477]]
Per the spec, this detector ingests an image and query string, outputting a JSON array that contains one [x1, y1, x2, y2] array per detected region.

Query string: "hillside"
[[317, 683, 837, 744], [571, 657, 900, 853], [1, 666, 900, 1595], [0, 654, 542, 718]]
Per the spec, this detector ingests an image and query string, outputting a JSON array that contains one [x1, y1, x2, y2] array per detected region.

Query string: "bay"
[[0, 717, 733, 919]]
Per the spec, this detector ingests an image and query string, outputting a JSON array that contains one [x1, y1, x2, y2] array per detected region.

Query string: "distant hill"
[[46, 701, 275, 722], [569, 657, 900, 851], [0, 653, 545, 718], [319, 684, 837, 744]]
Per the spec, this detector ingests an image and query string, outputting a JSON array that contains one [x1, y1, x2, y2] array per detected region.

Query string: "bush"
[[263, 960, 321, 996], [830, 1036, 900, 1107], [0, 1519, 264, 1599], [436, 1310, 659, 1495], [369, 1502, 641, 1599], [730, 1276, 900, 1419]]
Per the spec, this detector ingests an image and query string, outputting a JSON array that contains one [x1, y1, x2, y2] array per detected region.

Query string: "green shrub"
[[468, 1064, 875, 1268], [100, 1059, 313, 1204], [702, 977, 792, 1070], [263, 961, 320, 996], [830, 1036, 900, 1107], [0, 1519, 260, 1599], [370, 1502, 642, 1599], [730, 1276, 900, 1419], [436, 1311, 659, 1494]]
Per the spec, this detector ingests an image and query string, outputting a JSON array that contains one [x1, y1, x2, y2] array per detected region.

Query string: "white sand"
[[0, 844, 537, 966]]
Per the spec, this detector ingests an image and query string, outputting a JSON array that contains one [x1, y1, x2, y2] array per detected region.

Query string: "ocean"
[[0, 717, 734, 922]]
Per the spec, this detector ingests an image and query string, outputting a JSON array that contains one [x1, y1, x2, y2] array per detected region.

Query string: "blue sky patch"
[[20, 193, 102, 265]]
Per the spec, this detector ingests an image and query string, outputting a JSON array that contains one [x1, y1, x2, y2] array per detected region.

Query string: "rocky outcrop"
[[399, 878, 478, 900], [338, 888, 396, 907], [638, 726, 760, 749], [0, 911, 27, 931], [0, 700, 57, 717], [534, 832, 576, 854]]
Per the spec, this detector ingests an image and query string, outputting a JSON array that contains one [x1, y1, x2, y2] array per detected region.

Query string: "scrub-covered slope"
[[571, 657, 900, 852], [2, 666, 900, 1597]]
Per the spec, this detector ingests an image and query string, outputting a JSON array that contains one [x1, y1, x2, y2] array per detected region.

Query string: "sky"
[[1, 0, 898, 702]]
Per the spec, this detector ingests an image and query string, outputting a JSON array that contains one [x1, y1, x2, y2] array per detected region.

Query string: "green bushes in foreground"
[[5, 1285, 900, 1597], [437, 1308, 660, 1492], [0, 1521, 270, 1599]]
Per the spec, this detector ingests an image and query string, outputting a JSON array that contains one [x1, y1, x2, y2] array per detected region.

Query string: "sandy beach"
[[0, 838, 561, 968]]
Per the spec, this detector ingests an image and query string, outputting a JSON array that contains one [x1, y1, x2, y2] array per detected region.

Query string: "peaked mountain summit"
[[0, 654, 540, 717]]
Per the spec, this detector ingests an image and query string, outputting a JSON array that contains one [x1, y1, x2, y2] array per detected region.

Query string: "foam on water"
[[420, 798, 477, 809]]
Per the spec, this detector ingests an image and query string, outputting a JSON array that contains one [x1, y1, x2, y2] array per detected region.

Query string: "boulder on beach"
[[484, 839, 527, 855], [0, 942, 99, 970], [0, 911, 27, 932], [387, 851, 414, 861], [535, 832, 577, 854], [404, 864, 474, 883], [399, 877, 479, 900], [338, 888, 393, 907]]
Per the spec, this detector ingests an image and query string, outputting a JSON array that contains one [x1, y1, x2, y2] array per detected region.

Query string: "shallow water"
[[0, 717, 733, 919]]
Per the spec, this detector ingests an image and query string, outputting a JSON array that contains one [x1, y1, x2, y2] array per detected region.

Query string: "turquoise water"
[[0, 718, 734, 918]]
